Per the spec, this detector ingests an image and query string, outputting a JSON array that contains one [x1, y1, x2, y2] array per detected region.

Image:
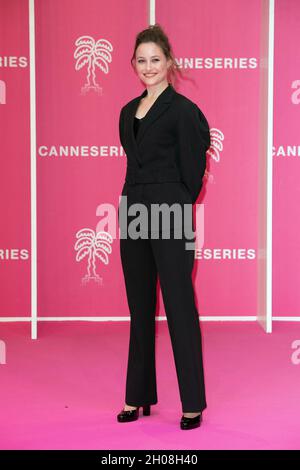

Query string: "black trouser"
[[119, 207, 207, 413]]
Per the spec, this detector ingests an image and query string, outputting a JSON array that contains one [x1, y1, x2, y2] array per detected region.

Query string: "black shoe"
[[117, 404, 151, 422], [180, 412, 202, 430]]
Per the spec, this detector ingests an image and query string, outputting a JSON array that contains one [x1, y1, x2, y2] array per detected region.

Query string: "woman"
[[117, 24, 210, 430]]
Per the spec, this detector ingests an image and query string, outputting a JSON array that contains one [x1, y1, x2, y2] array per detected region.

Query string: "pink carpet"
[[0, 321, 299, 450]]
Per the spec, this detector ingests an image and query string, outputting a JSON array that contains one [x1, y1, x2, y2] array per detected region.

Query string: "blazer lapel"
[[127, 83, 175, 166]]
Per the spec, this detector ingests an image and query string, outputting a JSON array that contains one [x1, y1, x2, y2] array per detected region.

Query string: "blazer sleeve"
[[119, 106, 125, 149], [176, 101, 210, 204]]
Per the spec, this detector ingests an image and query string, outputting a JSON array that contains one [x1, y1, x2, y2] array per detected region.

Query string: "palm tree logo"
[[204, 128, 224, 184], [74, 35, 113, 95], [74, 228, 113, 285]]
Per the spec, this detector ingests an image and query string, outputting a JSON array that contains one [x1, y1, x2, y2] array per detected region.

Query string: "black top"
[[133, 116, 143, 139]]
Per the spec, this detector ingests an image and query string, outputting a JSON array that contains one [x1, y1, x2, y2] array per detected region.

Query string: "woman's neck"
[[144, 81, 169, 100]]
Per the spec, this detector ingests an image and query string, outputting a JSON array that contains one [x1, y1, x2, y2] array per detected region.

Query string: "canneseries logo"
[[204, 127, 224, 184], [74, 228, 113, 286], [74, 35, 113, 96], [38, 35, 116, 159], [0, 56, 28, 104]]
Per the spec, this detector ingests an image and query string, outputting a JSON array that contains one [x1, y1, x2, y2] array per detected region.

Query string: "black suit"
[[118, 83, 210, 413]]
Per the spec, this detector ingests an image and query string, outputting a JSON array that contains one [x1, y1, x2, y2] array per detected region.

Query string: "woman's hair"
[[131, 23, 185, 88]]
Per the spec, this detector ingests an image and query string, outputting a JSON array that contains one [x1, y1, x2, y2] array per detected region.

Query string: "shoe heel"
[[143, 405, 151, 416]]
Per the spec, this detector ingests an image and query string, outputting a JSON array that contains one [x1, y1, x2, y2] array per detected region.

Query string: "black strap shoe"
[[117, 404, 151, 422], [180, 412, 202, 430]]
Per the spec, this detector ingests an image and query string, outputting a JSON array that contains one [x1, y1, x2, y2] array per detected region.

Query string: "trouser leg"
[[120, 235, 158, 406], [150, 234, 207, 413]]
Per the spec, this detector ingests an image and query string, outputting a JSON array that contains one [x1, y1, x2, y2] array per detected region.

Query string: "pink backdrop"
[[0, 0, 30, 317], [0, 0, 299, 321], [273, 0, 300, 317]]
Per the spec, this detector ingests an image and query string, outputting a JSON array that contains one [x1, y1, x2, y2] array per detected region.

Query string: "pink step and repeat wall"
[[0, 0, 299, 321]]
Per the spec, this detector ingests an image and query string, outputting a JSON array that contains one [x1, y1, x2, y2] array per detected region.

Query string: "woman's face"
[[134, 41, 171, 88]]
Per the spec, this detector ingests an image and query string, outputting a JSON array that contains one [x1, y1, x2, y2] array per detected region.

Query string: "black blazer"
[[119, 82, 210, 206]]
